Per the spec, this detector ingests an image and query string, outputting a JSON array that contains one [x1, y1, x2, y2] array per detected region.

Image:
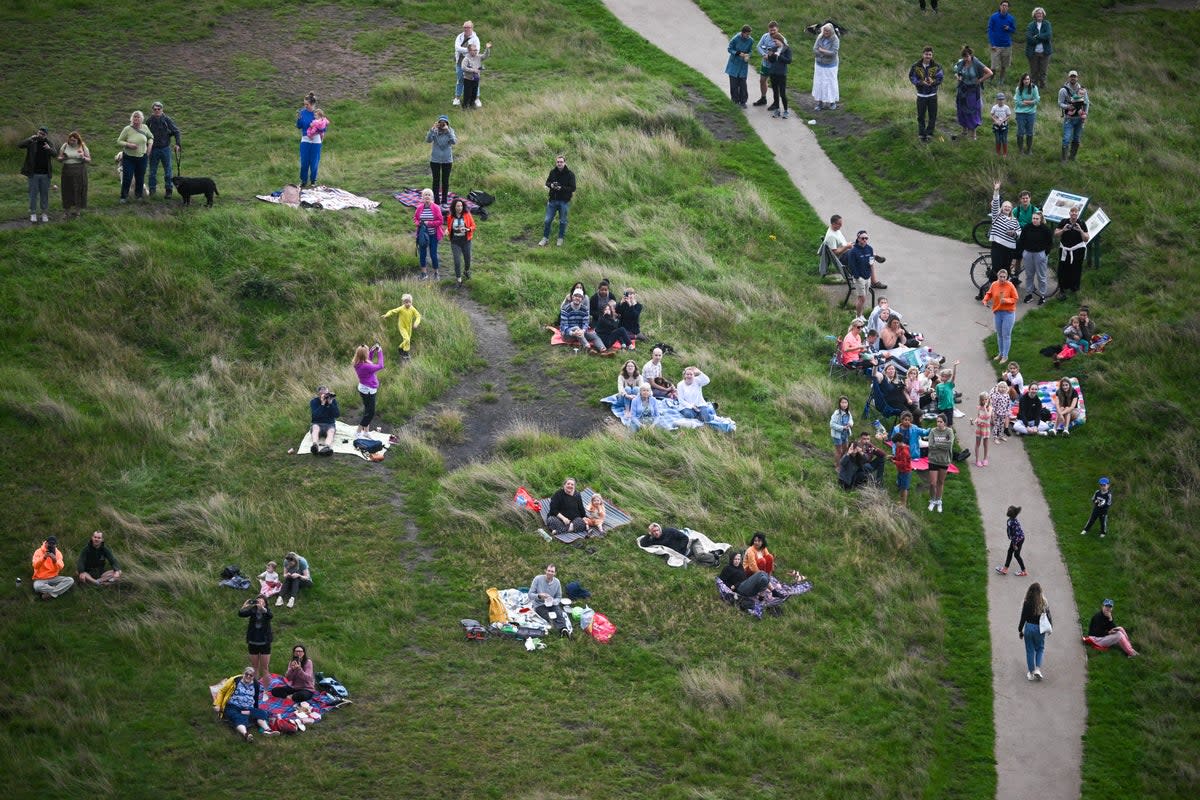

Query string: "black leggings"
[[1083, 508, 1108, 535], [430, 162, 452, 205], [282, 576, 311, 598], [728, 75, 748, 105], [1004, 539, 1026, 570], [270, 685, 314, 702], [770, 74, 788, 111], [546, 516, 586, 535], [359, 390, 377, 428], [462, 78, 480, 108]]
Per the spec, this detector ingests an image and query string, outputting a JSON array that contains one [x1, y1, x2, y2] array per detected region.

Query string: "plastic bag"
[[513, 486, 542, 513], [589, 612, 616, 643]]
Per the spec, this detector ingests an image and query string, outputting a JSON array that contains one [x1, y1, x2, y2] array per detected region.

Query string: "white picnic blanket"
[[296, 421, 390, 460], [637, 528, 731, 568], [256, 186, 380, 212]]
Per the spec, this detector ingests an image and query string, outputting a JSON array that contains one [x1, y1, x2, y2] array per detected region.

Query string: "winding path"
[[601, 2, 1086, 797]]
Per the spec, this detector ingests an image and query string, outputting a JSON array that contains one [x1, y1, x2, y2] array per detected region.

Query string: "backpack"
[[317, 676, 349, 699], [270, 716, 299, 734], [466, 190, 495, 206], [221, 565, 241, 580], [353, 437, 384, 453]]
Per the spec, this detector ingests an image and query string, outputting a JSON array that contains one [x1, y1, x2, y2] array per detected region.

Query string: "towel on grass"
[[208, 674, 347, 724], [296, 420, 391, 460], [393, 187, 480, 213], [600, 394, 735, 433], [536, 487, 632, 543], [638, 527, 731, 568], [257, 186, 380, 211], [911, 457, 960, 474]]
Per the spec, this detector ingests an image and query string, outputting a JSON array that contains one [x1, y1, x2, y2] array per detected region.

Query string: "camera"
[[325, 392, 336, 399]]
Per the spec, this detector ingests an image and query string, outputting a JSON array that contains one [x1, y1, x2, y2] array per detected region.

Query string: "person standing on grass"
[[145, 101, 181, 198], [279, 552, 311, 608], [983, 268, 1020, 363], [352, 343, 384, 436], [811, 23, 839, 113], [1054, 205, 1090, 299], [1018, 582, 1051, 681], [725, 25, 755, 108], [309, 385, 339, 454], [953, 46, 993, 141], [909, 46, 944, 143], [987, 1, 1017, 85], [382, 294, 422, 360], [1018, 211, 1054, 304], [452, 20, 482, 107], [56, 131, 90, 216], [412, 188, 445, 280], [427, 115, 456, 208], [31, 536, 74, 599], [19, 127, 55, 223], [459, 41, 491, 112], [1058, 69, 1089, 162], [891, 431, 914, 508], [538, 155, 575, 247], [239, 595, 273, 684], [447, 197, 475, 286], [117, 110, 153, 202], [1086, 599, 1138, 657], [990, 92, 1012, 157], [1013, 73, 1040, 155], [996, 505, 1029, 576], [1081, 476, 1113, 537], [76, 530, 121, 587], [830, 395, 854, 471], [296, 92, 322, 188], [753, 21, 785, 107], [926, 415, 954, 513], [1025, 7, 1053, 89]]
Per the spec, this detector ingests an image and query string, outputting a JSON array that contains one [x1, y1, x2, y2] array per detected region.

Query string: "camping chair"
[[820, 242, 875, 310], [862, 375, 905, 426], [829, 336, 852, 379]]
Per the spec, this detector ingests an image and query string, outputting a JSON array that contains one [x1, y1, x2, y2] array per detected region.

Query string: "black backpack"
[[466, 190, 495, 207], [353, 437, 384, 453], [221, 565, 241, 580]]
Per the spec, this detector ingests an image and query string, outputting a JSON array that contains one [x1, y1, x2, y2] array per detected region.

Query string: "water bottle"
[[873, 419, 886, 436]]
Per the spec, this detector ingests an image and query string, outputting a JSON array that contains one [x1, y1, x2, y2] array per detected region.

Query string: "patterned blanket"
[[208, 674, 348, 725], [256, 186, 380, 211], [393, 188, 480, 213]]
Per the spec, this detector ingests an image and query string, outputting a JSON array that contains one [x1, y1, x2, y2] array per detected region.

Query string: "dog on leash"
[[171, 175, 219, 207]]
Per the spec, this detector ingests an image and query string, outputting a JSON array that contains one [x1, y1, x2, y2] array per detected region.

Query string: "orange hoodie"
[[983, 280, 1019, 313], [32, 542, 64, 580]]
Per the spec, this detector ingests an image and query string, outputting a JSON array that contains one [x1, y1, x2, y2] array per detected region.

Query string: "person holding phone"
[[19, 127, 56, 222], [271, 644, 317, 701], [426, 115, 457, 206], [32, 536, 74, 599], [238, 595, 273, 684]]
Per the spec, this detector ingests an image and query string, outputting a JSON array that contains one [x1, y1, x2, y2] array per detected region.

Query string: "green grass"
[[698, 1, 1200, 797], [1, 1, 1005, 797]]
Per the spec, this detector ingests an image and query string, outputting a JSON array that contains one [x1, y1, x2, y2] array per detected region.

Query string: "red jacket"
[[893, 442, 912, 473]]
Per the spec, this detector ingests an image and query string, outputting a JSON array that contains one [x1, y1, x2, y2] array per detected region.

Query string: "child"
[[381, 294, 422, 360], [460, 41, 492, 110], [891, 431, 913, 507], [1064, 315, 1090, 353], [1004, 361, 1024, 398], [830, 395, 854, 471], [306, 108, 329, 140], [989, 380, 1013, 441], [1081, 476, 1113, 537], [258, 561, 282, 597], [991, 92, 1012, 157], [995, 505, 1028, 575], [972, 391, 991, 467], [935, 359, 960, 428], [584, 493, 606, 537]]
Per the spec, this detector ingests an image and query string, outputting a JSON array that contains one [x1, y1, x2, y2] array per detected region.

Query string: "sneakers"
[[275, 596, 284, 606], [287, 596, 295, 608], [1033, 668, 1043, 680], [782, 111, 790, 119], [1027, 671, 1035, 681], [1015, 570, 1028, 576], [40, 213, 49, 222], [537, 237, 549, 246], [995, 566, 1008, 575], [928, 500, 936, 512], [937, 500, 943, 513], [310, 444, 318, 454], [556, 237, 564, 246], [1023, 292, 1034, 303], [474, 99, 482, 108], [1099, 532, 1105, 539], [417, 272, 429, 280], [771, 110, 781, 118], [433, 270, 440, 280], [871, 281, 888, 290], [452, 97, 461, 106], [752, 97, 768, 106], [1080, 529, 1088, 535], [30, 214, 37, 222]]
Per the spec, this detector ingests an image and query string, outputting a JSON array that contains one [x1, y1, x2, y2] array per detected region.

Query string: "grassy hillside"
[[697, 1, 1200, 797]]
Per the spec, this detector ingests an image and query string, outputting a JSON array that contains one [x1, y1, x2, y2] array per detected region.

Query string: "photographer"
[[31, 536, 74, 599], [537, 155, 576, 247], [309, 385, 340, 455], [426, 115, 456, 206], [19, 127, 55, 223], [238, 595, 273, 684]]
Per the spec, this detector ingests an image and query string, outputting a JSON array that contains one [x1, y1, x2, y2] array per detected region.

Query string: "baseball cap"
[[437, 114, 449, 122], [996, 92, 1007, 100], [1067, 70, 1079, 77], [1102, 599, 1114, 607], [572, 288, 584, 296], [38, 126, 48, 134], [1098, 477, 1110, 485]]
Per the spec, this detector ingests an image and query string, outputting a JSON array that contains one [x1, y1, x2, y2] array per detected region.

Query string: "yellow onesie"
[[382, 304, 422, 352]]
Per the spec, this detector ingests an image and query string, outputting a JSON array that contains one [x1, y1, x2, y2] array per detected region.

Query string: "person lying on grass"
[[641, 522, 690, 555]]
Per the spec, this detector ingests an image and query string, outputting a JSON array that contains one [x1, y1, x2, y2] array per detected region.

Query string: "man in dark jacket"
[[909, 46, 944, 142], [146, 101, 182, 197], [19, 127, 55, 223], [642, 523, 690, 556], [538, 155, 576, 247], [77, 530, 122, 586], [309, 385, 340, 454]]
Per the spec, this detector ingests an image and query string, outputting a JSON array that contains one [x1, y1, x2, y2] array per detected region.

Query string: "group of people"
[[557, 278, 645, 356], [724, 20, 841, 119], [821, 214, 888, 312], [29, 530, 122, 599]]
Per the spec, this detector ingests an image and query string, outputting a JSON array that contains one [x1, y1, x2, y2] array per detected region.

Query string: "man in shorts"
[[309, 385, 340, 454]]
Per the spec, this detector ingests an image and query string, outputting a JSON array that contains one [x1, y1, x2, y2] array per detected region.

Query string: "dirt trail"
[[602, 2, 1086, 798]]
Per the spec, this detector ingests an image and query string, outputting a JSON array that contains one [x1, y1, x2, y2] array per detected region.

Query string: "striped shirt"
[[988, 193, 1021, 249]]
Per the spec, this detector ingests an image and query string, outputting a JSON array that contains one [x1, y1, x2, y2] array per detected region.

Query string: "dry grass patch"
[[680, 663, 746, 711]]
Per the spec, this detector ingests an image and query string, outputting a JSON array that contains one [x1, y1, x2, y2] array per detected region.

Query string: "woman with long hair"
[[766, 31, 793, 118], [57, 130, 91, 215], [238, 595, 273, 684], [953, 45, 993, 140], [926, 415, 954, 512], [617, 359, 641, 404], [830, 395, 854, 470], [1053, 377, 1080, 435], [1013, 72, 1040, 155], [596, 301, 634, 352], [447, 196, 475, 286], [1018, 582, 1051, 680], [353, 343, 384, 435], [744, 532, 775, 574], [271, 644, 317, 701]]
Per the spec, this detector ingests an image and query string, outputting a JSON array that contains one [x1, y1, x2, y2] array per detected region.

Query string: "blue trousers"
[[1062, 117, 1083, 146], [1023, 622, 1045, 672], [543, 200, 569, 239], [299, 141, 323, 184], [148, 147, 173, 193], [993, 310, 1015, 358]]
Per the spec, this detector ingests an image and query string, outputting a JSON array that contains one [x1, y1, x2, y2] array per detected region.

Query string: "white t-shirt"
[[642, 360, 663, 380], [677, 372, 711, 408], [991, 104, 1013, 126], [823, 227, 847, 252]]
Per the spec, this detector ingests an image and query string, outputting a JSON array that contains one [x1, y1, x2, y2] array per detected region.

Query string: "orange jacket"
[[32, 542, 64, 580], [448, 210, 475, 241], [983, 280, 1018, 313]]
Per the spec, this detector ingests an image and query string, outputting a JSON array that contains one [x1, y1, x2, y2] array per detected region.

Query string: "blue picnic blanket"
[[600, 394, 737, 433]]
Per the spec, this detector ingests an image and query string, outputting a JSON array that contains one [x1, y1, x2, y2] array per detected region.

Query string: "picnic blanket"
[[535, 487, 632, 544], [637, 527, 731, 568], [296, 421, 391, 460], [1007, 377, 1087, 428], [716, 573, 814, 618], [911, 457, 960, 474], [393, 188, 480, 213], [486, 587, 559, 636], [256, 186, 380, 211], [208, 674, 347, 725], [548, 328, 632, 351], [600, 393, 736, 433]]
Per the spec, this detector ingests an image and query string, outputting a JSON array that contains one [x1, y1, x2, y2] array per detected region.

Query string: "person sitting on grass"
[[559, 289, 606, 353], [589, 279, 616, 327], [617, 287, 644, 341], [1063, 315, 1090, 354], [744, 532, 775, 575], [545, 477, 587, 537], [867, 298, 903, 335], [624, 383, 662, 431], [595, 302, 635, 352], [617, 359, 641, 407], [677, 366, 717, 422], [529, 563, 570, 634], [309, 385, 339, 455], [271, 644, 317, 701], [719, 550, 770, 600], [278, 552, 311, 608], [1052, 377, 1080, 435], [224, 666, 279, 743], [77, 529, 121, 587], [1013, 384, 1050, 436], [1085, 598, 1138, 657], [32, 536, 74, 600], [584, 493, 607, 537]]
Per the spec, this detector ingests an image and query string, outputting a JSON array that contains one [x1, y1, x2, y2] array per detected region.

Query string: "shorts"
[[315, 422, 335, 436], [896, 471, 912, 490], [247, 641, 272, 655], [851, 276, 870, 298], [928, 462, 949, 473], [832, 432, 849, 447]]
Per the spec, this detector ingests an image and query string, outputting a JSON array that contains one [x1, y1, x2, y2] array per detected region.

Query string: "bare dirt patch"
[[682, 86, 744, 142], [790, 90, 874, 139]]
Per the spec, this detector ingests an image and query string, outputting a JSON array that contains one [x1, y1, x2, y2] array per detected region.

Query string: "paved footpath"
[[602, 1, 1087, 797]]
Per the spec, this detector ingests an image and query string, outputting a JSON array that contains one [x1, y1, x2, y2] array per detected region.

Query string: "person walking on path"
[[1018, 582, 1052, 681], [909, 46, 944, 142], [725, 25, 754, 107], [427, 115, 456, 206], [19, 127, 55, 223], [145, 101, 181, 198], [765, 32, 792, 119], [412, 188, 446, 280], [538, 155, 575, 247], [1025, 8, 1053, 89], [447, 197, 476, 286], [996, 505, 1029, 576], [1080, 476, 1113, 537]]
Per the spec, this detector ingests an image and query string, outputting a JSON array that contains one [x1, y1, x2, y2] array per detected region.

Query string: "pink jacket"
[[414, 203, 445, 241]]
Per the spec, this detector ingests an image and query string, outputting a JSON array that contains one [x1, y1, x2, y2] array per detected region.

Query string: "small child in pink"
[[972, 391, 992, 467], [989, 380, 1013, 441], [258, 561, 282, 598], [306, 109, 329, 140]]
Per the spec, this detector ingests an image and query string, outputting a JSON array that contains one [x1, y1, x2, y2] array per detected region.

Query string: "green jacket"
[[1025, 19, 1053, 59]]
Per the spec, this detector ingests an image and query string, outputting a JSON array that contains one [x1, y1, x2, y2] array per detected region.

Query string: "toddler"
[[1064, 315, 1090, 353], [382, 294, 423, 360], [989, 380, 1013, 441], [306, 108, 329, 140], [258, 561, 282, 597]]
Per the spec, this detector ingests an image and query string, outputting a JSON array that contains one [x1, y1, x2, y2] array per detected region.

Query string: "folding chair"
[[829, 336, 851, 379], [862, 375, 905, 427]]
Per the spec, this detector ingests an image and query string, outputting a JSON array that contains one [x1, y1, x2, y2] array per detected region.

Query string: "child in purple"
[[353, 343, 385, 435], [996, 505, 1028, 576]]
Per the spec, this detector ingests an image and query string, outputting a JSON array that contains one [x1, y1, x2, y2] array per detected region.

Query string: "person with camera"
[[1058, 69, 1089, 162], [19, 127, 56, 223], [271, 644, 317, 701], [239, 595, 273, 684], [1053, 206, 1090, 298], [538, 155, 576, 247], [31, 536, 74, 599], [77, 530, 121, 587], [309, 385, 340, 455], [426, 115, 456, 206], [725, 25, 754, 108], [616, 287, 645, 341]]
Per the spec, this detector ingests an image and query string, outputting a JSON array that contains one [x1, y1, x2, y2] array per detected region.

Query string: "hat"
[[1067, 70, 1078, 78], [572, 288, 584, 297], [565, 580, 592, 600], [1098, 477, 1110, 485], [38, 126, 48, 134], [46, 535, 58, 546], [1103, 598, 1114, 607], [437, 114, 449, 122], [996, 92, 1007, 100]]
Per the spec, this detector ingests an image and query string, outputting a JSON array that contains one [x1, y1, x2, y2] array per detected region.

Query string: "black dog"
[[171, 175, 219, 207]]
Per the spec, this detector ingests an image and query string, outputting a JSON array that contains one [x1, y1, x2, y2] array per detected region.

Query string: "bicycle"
[[970, 251, 1059, 298], [972, 217, 992, 248]]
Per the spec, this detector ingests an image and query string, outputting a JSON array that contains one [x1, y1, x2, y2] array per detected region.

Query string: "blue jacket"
[[988, 11, 1017, 47], [628, 395, 661, 422], [310, 397, 340, 425], [726, 33, 754, 78], [847, 243, 874, 280], [296, 107, 315, 136], [890, 423, 929, 456]]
